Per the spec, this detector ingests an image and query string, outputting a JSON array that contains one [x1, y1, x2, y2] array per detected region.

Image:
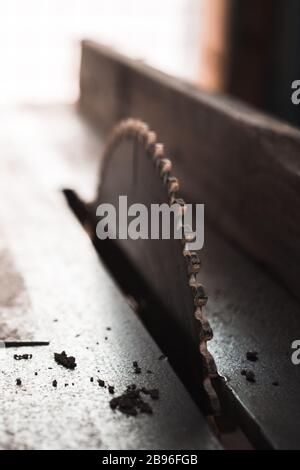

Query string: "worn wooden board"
[[79, 40, 300, 302], [0, 105, 220, 450]]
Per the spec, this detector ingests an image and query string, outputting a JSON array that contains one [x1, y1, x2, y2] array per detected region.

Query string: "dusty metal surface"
[[202, 227, 300, 449], [0, 105, 220, 450]]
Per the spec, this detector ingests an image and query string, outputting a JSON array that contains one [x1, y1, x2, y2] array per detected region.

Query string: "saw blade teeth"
[[185, 251, 201, 275], [137, 122, 149, 144], [158, 159, 172, 181], [167, 176, 179, 195], [124, 118, 135, 129], [194, 285, 208, 307], [196, 313, 213, 341], [127, 122, 138, 137], [183, 246, 190, 257], [100, 118, 218, 409], [188, 274, 198, 288], [169, 193, 178, 205], [182, 225, 196, 244], [145, 131, 157, 154], [172, 198, 187, 216], [188, 263, 201, 276], [153, 143, 164, 162], [173, 197, 185, 206]]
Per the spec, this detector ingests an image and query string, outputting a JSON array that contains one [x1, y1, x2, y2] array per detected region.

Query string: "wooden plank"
[[79, 40, 300, 302], [0, 105, 220, 450]]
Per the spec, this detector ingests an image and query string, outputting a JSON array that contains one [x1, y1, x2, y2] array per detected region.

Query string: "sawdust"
[[246, 351, 258, 362], [109, 385, 159, 416], [14, 354, 32, 360], [54, 351, 76, 369], [110, 385, 153, 416], [241, 369, 255, 383]]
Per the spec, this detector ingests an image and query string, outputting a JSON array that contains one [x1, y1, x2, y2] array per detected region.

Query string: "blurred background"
[[1, 0, 300, 126]]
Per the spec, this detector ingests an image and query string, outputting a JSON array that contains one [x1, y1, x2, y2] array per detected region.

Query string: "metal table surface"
[[203, 227, 300, 449], [4, 103, 300, 450], [0, 105, 220, 450]]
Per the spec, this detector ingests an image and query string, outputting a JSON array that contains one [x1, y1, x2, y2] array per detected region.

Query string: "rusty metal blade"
[[89, 119, 218, 411]]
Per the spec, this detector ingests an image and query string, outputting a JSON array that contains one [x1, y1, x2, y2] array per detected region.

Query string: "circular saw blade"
[[93, 119, 217, 410]]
